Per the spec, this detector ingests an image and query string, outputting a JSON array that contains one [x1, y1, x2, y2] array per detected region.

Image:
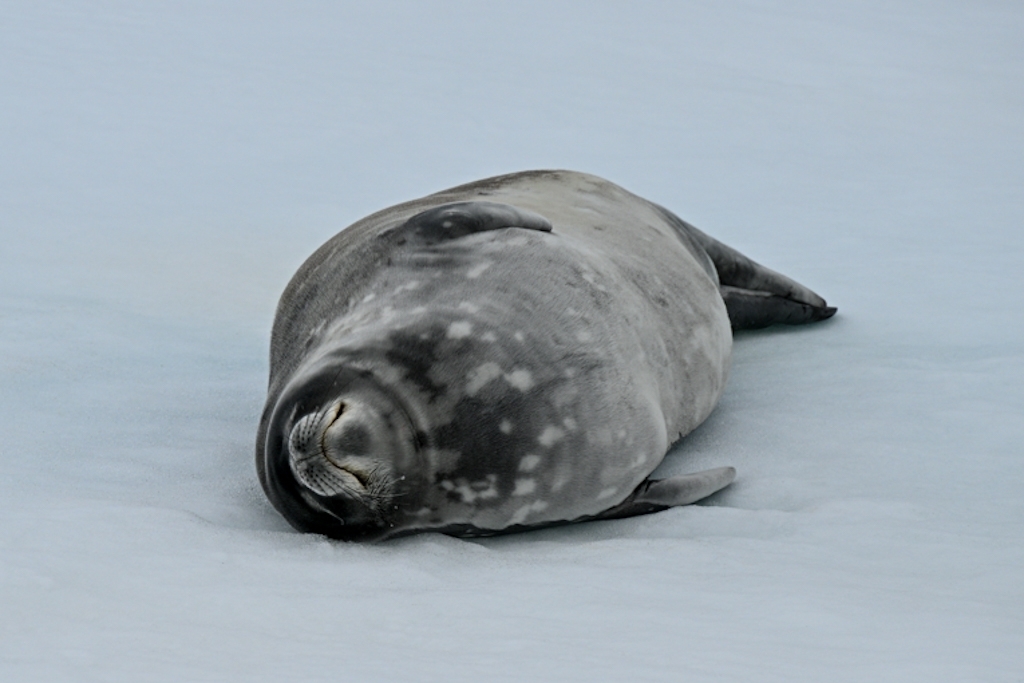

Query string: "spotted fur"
[[256, 171, 835, 540]]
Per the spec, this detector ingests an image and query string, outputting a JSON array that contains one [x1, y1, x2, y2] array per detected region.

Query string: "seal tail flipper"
[[653, 204, 836, 330], [688, 223, 837, 330], [592, 466, 736, 521], [721, 286, 837, 330]]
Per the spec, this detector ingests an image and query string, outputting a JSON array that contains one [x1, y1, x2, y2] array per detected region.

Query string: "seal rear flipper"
[[684, 222, 837, 330], [395, 201, 552, 246], [722, 286, 837, 331], [653, 204, 836, 330], [592, 466, 737, 521]]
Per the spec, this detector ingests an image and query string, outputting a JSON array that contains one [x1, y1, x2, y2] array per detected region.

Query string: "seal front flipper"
[[592, 466, 737, 521], [394, 201, 552, 246]]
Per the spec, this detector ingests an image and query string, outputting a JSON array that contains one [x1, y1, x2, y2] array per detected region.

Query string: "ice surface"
[[2, 1, 1022, 681]]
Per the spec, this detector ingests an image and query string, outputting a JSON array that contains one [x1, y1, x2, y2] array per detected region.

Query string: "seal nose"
[[322, 404, 373, 461]]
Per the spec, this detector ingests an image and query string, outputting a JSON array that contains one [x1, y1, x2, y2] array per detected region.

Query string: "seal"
[[256, 170, 835, 541]]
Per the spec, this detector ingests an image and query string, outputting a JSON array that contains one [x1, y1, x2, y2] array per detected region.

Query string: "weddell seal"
[[256, 170, 835, 541]]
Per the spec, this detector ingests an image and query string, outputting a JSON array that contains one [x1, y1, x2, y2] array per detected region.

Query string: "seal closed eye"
[[256, 170, 836, 541]]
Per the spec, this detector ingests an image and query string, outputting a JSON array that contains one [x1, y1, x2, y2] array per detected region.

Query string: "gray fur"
[[256, 170, 835, 541]]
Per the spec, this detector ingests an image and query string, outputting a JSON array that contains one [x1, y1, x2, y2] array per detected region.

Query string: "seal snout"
[[263, 367, 426, 540], [320, 400, 384, 488], [287, 398, 386, 499]]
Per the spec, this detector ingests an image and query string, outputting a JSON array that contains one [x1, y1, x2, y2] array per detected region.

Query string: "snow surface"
[[2, 1, 1022, 681]]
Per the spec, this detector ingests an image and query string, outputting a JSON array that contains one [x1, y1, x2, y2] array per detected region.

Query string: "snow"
[[2, 1, 1022, 680]]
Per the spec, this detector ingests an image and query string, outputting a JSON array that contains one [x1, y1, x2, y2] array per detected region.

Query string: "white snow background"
[[2, 2, 1022, 681]]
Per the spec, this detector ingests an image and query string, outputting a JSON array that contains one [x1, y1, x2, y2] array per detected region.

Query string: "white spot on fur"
[[481, 331, 497, 343], [598, 487, 618, 500], [576, 330, 593, 343], [582, 271, 609, 292], [466, 362, 503, 396], [538, 426, 565, 447], [361, 292, 376, 303], [457, 301, 480, 314], [563, 417, 577, 431], [508, 500, 550, 525], [467, 365, 535, 396], [514, 331, 525, 342], [508, 505, 532, 525], [394, 280, 422, 293], [518, 454, 541, 472], [551, 470, 571, 492], [440, 475, 499, 504], [505, 368, 534, 392], [447, 321, 473, 339], [513, 479, 536, 496], [499, 420, 513, 435], [466, 261, 492, 279]]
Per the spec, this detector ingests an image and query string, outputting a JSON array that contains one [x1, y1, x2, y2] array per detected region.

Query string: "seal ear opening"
[[395, 201, 552, 245]]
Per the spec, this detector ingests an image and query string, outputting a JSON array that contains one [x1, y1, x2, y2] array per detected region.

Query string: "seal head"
[[260, 364, 425, 541]]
